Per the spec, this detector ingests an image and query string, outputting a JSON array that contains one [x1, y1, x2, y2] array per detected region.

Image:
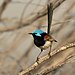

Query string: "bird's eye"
[[35, 33, 41, 37], [34, 33, 37, 34]]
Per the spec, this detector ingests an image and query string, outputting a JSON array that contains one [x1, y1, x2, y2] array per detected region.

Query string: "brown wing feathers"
[[44, 34, 57, 42]]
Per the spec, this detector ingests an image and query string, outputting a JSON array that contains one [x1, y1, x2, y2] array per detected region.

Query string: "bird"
[[29, 29, 57, 62]]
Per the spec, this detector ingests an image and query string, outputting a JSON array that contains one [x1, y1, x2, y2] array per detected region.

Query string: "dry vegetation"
[[0, 0, 75, 75]]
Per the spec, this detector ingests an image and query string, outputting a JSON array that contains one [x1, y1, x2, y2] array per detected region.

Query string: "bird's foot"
[[36, 57, 39, 64], [48, 52, 52, 58]]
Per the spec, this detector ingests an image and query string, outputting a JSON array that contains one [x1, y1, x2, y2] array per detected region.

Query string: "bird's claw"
[[36, 57, 39, 64], [48, 52, 51, 58]]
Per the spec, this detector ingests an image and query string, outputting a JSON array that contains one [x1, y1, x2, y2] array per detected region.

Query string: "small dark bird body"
[[34, 36, 45, 47], [29, 29, 56, 50]]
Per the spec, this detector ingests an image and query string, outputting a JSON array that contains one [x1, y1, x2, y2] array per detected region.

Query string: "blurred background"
[[0, 0, 75, 75]]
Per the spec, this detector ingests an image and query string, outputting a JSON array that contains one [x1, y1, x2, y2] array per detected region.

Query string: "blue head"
[[29, 29, 46, 37], [33, 29, 45, 36]]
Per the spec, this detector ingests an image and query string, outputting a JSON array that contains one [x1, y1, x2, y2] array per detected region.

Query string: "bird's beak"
[[28, 33, 32, 35]]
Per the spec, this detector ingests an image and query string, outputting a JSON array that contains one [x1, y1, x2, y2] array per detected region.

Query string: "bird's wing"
[[44, 34, 50, 41], [44, 34, 57, 42]]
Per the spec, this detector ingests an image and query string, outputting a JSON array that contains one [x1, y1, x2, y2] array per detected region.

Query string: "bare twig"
[[0, 0, 11, 19], [19, 0, 33, 26], [11, 1, 44, 7], [18, 42, 75, 75], [0, 0, 66, 32]]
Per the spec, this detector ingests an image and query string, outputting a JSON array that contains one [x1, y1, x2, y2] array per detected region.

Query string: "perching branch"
[[18, 42, 75, 75]]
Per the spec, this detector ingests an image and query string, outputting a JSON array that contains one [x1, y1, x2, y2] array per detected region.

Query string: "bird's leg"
[[36, 49, 43, 63], [48, 41, 52, 57]]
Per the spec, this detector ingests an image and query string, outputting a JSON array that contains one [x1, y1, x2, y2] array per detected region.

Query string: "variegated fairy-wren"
[[29, 29, 57, 62]]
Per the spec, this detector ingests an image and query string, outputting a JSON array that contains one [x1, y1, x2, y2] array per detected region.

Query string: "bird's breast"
[[40, 41, 51, 50], [34, 40, 45, 47]]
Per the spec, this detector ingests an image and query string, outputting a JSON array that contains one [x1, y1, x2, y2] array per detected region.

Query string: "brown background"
[[0, 0, 75, 75]]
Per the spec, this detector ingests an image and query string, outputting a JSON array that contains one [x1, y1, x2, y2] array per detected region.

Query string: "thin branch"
[[18, 42, 75, 75], [0, 0, 66, 32], [19, 0, 33, 26], [11, 1, 44, 7], [0, 0, 11, 19]]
